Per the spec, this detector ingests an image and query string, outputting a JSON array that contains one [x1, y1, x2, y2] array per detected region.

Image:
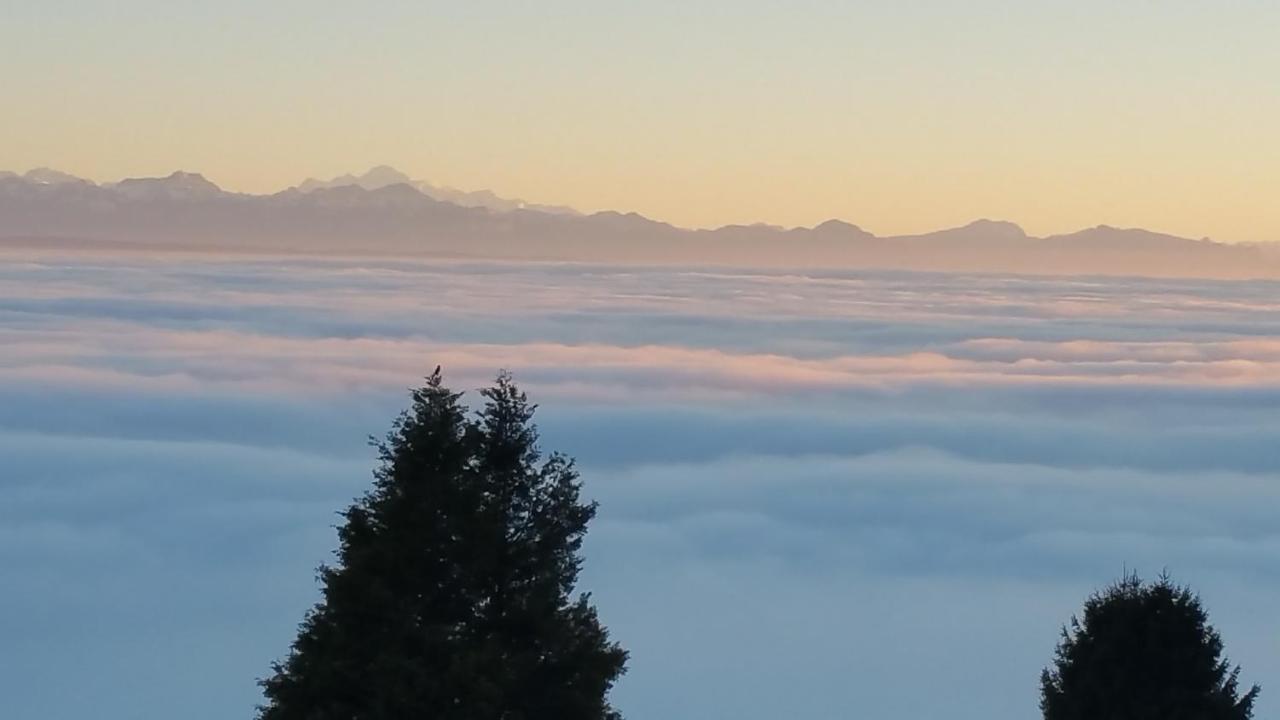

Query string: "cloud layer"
[[1, 248, 1277, 719]]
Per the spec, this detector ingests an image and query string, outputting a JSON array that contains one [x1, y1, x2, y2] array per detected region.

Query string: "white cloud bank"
[[0, 249, 1277, 719]]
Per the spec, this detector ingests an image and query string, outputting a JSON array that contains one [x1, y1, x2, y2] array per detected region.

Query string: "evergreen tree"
[[259, 369, 627, 720], [1041, 572, 1259, 720]]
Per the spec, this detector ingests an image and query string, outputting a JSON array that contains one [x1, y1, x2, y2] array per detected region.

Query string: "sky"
[[4, 0, 1280, 240], [2, 247, 1278, 719]]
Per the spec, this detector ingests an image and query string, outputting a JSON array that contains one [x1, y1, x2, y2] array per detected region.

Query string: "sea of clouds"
[[1, 249, 1278, 719]]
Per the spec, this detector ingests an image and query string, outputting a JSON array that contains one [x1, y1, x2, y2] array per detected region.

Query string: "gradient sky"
[[5, 0, 1279, 240]]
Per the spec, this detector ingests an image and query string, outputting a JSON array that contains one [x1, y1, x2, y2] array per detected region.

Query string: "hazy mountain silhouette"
[[112, 171, 224, 201], [296, 165, 580, 216], [22, 167, 89, 185], [1, 168, 1274, 278]]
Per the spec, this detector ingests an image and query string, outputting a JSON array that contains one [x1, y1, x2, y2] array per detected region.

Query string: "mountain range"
[[295, 166, 580, 216], [1, 167, 1274, 278]]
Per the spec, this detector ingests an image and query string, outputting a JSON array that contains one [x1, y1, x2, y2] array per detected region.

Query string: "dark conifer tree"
[[259, 369, 627, 720], [1041, 572, 1259, 720]]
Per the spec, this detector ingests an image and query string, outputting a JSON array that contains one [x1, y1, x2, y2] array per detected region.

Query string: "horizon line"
[[4, 164, 1258, 245]]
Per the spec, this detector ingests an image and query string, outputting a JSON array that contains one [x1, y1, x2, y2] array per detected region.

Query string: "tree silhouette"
[[1041, 572, 1259, 720], [259, 369, 627, 720]]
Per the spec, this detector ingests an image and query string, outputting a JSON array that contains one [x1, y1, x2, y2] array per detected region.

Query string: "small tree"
[[259, 368, 627, 720], [1041, 572, 1259, 720]]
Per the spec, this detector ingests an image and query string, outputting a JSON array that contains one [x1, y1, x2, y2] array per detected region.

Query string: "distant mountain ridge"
[[295, 165, 580, 216], [0, 167, 1274, 279]]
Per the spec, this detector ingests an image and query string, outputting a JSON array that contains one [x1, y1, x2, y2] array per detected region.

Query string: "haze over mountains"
[[1, 167, 1274, 278], [296, 166, 580, 216]]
